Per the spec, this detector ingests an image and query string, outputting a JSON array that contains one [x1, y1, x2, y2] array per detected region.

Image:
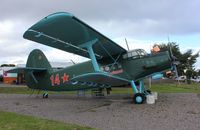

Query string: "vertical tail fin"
[[25, 49, 52, 89], [26, 49, 52, 72]]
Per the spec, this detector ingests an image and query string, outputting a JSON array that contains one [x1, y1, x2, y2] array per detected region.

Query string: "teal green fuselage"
[[25, 49, 172, 91]]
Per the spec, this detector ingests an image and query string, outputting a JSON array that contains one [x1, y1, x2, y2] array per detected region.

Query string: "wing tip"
[[23, 12, 74, 39], [47, 12, 74, 18]]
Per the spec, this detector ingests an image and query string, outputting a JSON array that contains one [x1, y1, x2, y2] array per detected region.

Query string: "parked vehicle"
[[194, 76, 200, 83], [174, 76, 186, 82]]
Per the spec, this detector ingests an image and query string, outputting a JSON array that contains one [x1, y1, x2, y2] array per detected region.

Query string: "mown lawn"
[[0, 85, 76, 94], [0, 83, 200, 95], [150, 83, 200, 94], [0, 111, 96, 130]]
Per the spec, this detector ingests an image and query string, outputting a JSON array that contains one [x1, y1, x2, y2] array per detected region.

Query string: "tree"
[[154, 42, 199, 83], [1, 64, 15, 67], [198, 70, 200, 76]]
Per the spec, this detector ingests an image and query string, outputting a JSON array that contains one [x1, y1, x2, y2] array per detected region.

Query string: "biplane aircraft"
[[9, 12, 174, 104]]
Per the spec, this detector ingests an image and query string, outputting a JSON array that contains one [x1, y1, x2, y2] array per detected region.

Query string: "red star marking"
[[61, 73, 69, 83]]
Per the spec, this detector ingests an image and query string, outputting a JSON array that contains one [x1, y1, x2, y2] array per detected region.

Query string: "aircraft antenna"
[[70, 59, 76, 65], [125, 38, 130, 51], [167, 35, 170, 43]]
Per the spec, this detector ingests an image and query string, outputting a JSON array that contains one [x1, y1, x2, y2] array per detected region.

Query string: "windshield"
[[122, 49, 147, 59]]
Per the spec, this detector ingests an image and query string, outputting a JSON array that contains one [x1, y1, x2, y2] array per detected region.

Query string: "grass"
[[111, 83, 200, 94], [0, 85, 133, 95], [108, 83, 200, 94], [0, 86, 31, 94], [150, 83, 200, 94], [0, 83, 200, 130], [0, 83, 200, 95], [0, 85, 76, 94], [0, 111, 96, 130]]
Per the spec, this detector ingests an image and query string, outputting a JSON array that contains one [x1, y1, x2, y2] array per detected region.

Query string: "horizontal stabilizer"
[[70, 72, 130, 86], [7, 67, 47, 73]]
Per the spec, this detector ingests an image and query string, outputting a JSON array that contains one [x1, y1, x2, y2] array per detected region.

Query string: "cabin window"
[[138, 49, 147, 56], [122, 49, 147, 60], [127, 52, 132, 58], [131, 51, 138, 57]]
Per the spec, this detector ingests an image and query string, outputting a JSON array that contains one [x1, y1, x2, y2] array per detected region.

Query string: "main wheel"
[[133, 93, 145, 104]]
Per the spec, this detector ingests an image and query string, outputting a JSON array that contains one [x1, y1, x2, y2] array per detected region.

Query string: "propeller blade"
[[169, 45, 179, 79]]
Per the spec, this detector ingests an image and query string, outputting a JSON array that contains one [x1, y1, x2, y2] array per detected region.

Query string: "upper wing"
[[70, 72, 130, 87], [23, 12, 127, 60]]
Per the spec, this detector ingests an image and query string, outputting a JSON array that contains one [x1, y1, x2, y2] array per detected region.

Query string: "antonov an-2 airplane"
[[9, 12, 174, 104]]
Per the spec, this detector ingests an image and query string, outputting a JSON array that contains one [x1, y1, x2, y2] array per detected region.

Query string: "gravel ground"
[[0, 93, 200, 130]]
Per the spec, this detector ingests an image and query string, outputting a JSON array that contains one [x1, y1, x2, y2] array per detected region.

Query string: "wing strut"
[[80, 39, 100, 72]]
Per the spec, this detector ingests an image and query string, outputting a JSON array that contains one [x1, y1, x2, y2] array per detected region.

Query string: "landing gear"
[[43, 92, 48, 98], [106, 88, 112, 95], [133, 93, 145, 104], [130, 80, 149, 104], [91, 88, 105, 97]]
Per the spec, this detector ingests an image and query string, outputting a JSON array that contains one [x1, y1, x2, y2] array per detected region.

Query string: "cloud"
[[0, 20, 48, 65], [195, 57, 200, 70], [44, 48, 89, 63], [0, 0, 200, 68], [1, 0, 200, 36], [0, 18, 89, 64]]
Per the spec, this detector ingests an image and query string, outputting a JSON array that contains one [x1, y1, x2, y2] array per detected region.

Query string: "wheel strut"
[[130, 80, 147, 104]]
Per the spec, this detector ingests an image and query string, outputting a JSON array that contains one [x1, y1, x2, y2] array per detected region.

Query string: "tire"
[[133, 93, 145, 104], [43, 93, 48, 98]]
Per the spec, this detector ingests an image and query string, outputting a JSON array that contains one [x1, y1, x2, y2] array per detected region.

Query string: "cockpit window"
[[131, 51, 138, 57], [122, 49, 147, 59], [138, 49, 147, 56]]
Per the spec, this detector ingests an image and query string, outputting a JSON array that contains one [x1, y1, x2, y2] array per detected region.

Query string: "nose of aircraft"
[[133, 51, 174, 80], [144, 51, 174, 72]]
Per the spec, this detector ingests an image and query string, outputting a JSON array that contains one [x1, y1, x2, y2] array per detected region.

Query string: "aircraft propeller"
[[169, 45, 180, 80]]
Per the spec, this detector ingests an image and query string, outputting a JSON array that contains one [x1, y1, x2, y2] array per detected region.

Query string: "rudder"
[[25, 49, 52, 89], [26, 49, 52, 72]]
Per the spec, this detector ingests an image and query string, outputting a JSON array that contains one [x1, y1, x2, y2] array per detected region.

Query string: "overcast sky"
[[0, 0, 200, 68]]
